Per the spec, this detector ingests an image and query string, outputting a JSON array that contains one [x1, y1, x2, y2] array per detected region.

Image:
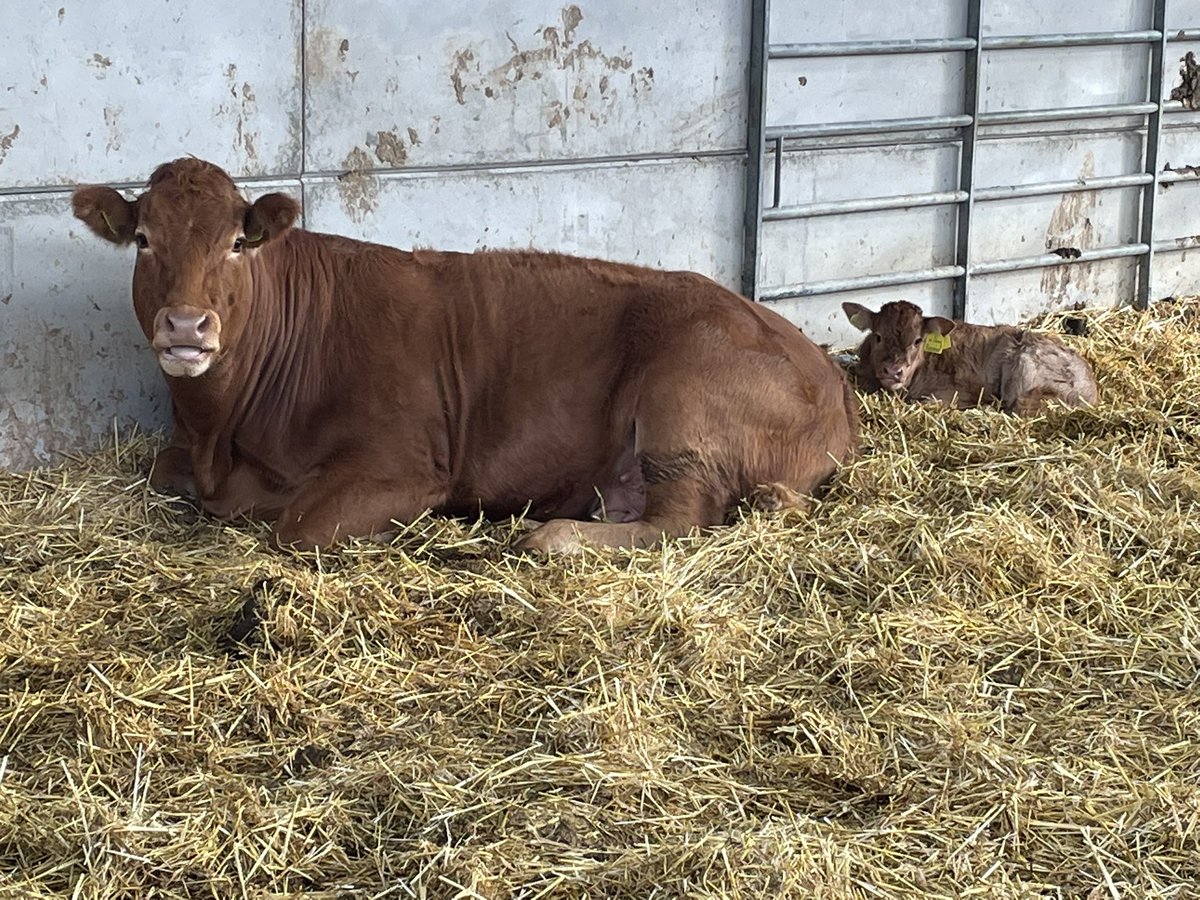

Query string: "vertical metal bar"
[[741, 0, 771, 300], [953, 0, 984, 320], [1136, 0, 1168, 310], [772, 137, 783, 209]]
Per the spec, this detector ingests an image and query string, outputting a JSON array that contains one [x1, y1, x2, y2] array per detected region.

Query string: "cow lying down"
[[72, 158, 859, 552], [843, 300, 1098, 414]]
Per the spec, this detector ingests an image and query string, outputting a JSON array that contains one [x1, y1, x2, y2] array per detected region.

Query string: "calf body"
[[843, 300, 1098, 414], [72, 158, 859, 552]]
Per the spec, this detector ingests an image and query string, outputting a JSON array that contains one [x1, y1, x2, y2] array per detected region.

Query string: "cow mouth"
[[161, 345, 215, 362]]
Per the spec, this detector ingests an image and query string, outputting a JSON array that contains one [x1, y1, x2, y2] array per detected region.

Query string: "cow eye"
[[232, 237, 245, 253], [873, 334, 882, 343], [913, 338, 922, 347], [135, 233, 149, 250]]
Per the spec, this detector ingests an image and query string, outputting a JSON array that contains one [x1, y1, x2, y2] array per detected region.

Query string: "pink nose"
[[165, 310, 211, 343]]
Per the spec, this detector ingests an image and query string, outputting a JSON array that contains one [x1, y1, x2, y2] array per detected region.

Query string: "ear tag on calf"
[[850, 313, 866, 329], [923, 332, 951, 354], [100, 211, 118, 237]]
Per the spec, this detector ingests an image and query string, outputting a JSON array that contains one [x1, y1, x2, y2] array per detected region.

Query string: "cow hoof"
[[747, 483, 811, 514], [514, 520, 588, 555]]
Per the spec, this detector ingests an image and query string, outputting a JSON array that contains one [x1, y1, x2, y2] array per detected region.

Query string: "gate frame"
[[742, 0, 1198, 316]]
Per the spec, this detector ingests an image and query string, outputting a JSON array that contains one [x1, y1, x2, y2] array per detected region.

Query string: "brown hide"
[[843, 300, 1099, 414], [73, 158, 860, 552]]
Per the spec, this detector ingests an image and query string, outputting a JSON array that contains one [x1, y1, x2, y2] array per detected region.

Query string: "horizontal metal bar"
[[974, 173, 1153, 201], [763, 190, 968, 220], [1167, 29, 1200, 42], [768, 103, 1160, 143], [1160, 169, 1200, 185], [982, 30, 1160, 50], [970, 243, 1148, 276], [759, 265, 966, 301], [1164, 100, 1200, 115], [766, 115, 972, 141], [1154, 235, 1200, 252], [978, 102, 1158, 125], [769, 38, 975, 58]]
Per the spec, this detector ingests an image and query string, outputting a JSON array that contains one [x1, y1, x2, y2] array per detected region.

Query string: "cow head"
[[843, 300, 956, 391], [73, 158, 299, 378]]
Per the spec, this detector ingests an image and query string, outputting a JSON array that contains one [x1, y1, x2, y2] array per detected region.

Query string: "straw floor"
[[1, 301, 1198, 899]]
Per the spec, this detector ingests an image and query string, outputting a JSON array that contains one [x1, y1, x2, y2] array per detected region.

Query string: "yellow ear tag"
[[923, 331, 951, 354], [100, 210, 119, 237]]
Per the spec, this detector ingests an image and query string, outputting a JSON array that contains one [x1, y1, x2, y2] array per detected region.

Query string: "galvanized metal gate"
[[743, 0, 1200, 323]]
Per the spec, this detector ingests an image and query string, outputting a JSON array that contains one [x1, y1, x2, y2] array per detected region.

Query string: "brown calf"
[[71, 158, 860, 552], [843, 300, 1098, 414]]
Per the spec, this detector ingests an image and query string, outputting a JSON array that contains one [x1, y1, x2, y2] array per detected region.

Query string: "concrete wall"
[[2, 0, 1198, 468], [0, 0, 749, 469]]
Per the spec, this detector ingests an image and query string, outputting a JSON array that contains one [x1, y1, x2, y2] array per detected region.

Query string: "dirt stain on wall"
[[448, 4, 653, 139], [1041, 152, 1099, 305]]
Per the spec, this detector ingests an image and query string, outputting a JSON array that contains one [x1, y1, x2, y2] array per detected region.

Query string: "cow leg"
[[517, 465, 725, 554], [149, 430, 196, 496], [272, 476, 446, 551]]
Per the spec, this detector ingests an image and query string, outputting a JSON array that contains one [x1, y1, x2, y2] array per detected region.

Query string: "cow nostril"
[[197, 314, 210, 334]]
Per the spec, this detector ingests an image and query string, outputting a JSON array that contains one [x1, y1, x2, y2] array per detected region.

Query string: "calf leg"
[[517, 458, 725, 554], [272, 475, 446, 551]]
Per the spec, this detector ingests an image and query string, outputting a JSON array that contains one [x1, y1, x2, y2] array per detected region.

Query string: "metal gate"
[[743, 0, 1200, 328]]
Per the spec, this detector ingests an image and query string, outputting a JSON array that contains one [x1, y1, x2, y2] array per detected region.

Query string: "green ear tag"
[[923, 332, 952, 354], [850, 313, 864, 328]]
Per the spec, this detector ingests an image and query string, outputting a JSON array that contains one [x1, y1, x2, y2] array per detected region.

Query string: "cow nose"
[[166, 310, 211, 338]]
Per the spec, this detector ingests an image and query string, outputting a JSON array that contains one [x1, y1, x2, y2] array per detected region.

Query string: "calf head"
[[73, 158, 299, 378], [843, 300, 956, 391]]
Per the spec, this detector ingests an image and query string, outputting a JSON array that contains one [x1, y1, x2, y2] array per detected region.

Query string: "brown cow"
[[842, 300, 1098, 414], [71, 158, 858, 552]]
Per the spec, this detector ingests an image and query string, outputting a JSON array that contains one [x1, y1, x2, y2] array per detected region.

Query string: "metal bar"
[[970, 243, 1149, 276], [1137, 0, 1168, 310], [1154, 236, 1200, 252], [759, 265, 966, 301], [981, 30, 1160, 50], [741, 0, 770, 300], [1166, 29, 1200, 42], [771, 138, 783, 210], [978, 102, 1157, 125], [763, 190, 968, 220], [769, 38, 976, 58], [975, 173, 1154, 201], [1160, 169, 1200, 185], [954, 0, 984, 319], [766, 115, 972, 141]]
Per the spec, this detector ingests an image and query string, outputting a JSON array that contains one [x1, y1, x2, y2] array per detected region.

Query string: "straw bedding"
[[1, 301, 1198, 898]]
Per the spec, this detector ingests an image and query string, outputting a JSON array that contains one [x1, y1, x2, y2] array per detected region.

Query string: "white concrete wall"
[[0, 0, 750, 469]]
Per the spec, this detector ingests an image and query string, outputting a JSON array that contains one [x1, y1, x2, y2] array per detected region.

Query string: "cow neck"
[[171, 234, 330, 496]]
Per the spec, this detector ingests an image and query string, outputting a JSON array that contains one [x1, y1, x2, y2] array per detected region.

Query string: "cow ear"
[[72, 186, 138, 245], [842, 302, 875, 331], [243, 193, 299, 247], [924, 316, 957, 336]]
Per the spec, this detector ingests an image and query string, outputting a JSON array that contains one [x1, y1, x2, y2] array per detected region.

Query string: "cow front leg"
[[148, 429, 196, 497], [272, 476, 446, 551]]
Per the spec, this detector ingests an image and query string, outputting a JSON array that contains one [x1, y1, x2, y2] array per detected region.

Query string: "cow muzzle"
[[152, 305, 222, 377]]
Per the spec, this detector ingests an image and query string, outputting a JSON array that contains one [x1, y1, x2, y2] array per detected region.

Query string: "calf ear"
[[243, 193, 300, 248], [72, 186, 138, 245], [924, 316, 957, 336], [842, 302, 875, 331]]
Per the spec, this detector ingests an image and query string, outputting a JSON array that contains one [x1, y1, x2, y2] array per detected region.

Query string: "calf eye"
[[134, 233, 149, 250], [874, 334, 882, 343], [232, 237, 245, 253], [913, 338, 922, 347]]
